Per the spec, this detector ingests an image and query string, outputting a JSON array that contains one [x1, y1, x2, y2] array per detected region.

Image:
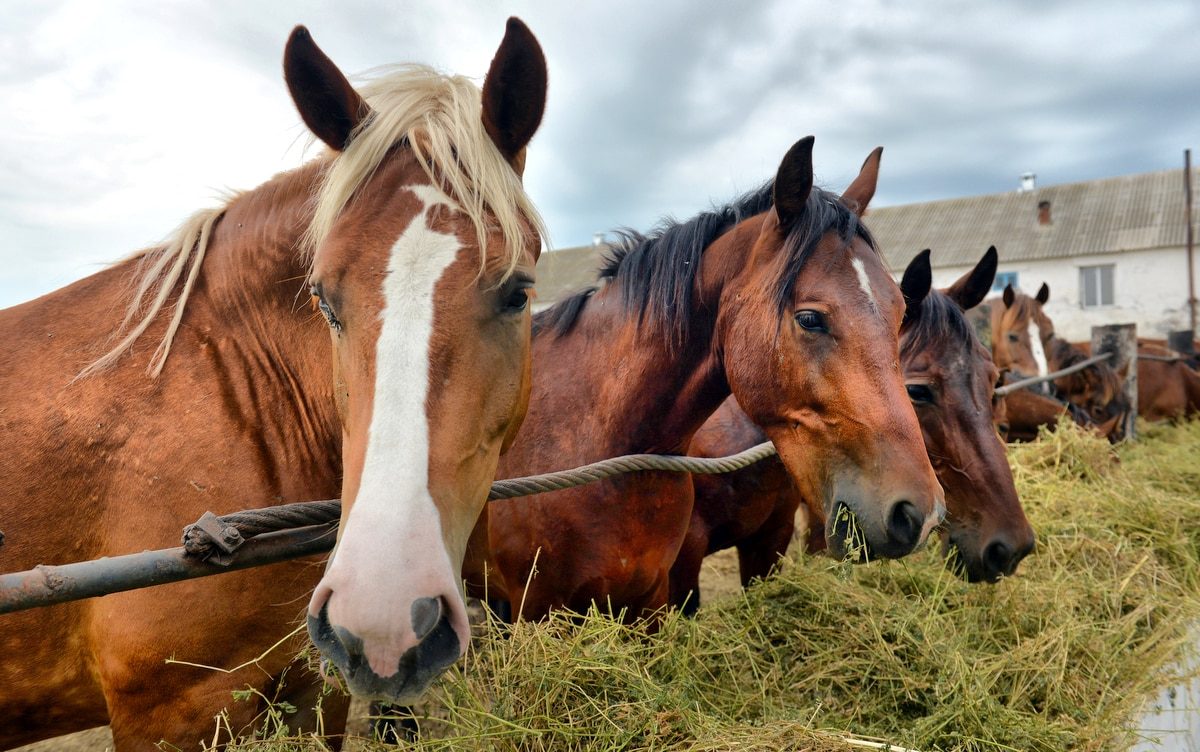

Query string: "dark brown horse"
[[672, 248, 1034, 609], [995, 371, 1096, 442], [990, 284, 1129, 440], [0, 20, 547, 749], [465, 139, 944, 622]]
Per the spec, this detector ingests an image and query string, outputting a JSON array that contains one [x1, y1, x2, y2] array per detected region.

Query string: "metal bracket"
[[186, 511, 244, 566]]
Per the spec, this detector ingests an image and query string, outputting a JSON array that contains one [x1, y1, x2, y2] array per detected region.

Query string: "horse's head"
[[901, 248, 1034, 582], [992, 282, 1054, 392], [291, 20, 547, 702], [716, 138, 943, 561]]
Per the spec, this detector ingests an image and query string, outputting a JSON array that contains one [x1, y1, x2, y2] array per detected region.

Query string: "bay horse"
[[0, 20, 547, 749], [1071, 340, 1200, 422], [990, 284, 1129, 440], [466, 138, 945, 622], [995, 371, 1096, 442], [672, 247, 1034, 610]]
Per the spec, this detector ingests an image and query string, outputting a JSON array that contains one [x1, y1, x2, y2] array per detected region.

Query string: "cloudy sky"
[[1, 0, 1197, 307]]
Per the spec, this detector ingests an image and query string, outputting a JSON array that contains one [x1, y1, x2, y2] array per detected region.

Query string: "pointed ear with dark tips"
[[1035, 282, 1050, 305], [1002, 283, 1016, 308], [900, 249, 932, 326], [773, 136, 815, 230], [841, 146, 883, 217], [284, 26, 371, 151], [482, 17, 548, 174], [945, 245, 998, 311]]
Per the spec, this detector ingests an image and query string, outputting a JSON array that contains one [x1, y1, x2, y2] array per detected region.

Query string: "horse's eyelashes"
[[310, 285, 343, 331]]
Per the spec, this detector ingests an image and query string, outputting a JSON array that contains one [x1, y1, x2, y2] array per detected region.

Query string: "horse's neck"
[[522, 230, 765, 459], [123, 162, 342, 474]]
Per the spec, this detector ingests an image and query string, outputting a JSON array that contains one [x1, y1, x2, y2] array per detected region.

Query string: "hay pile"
[[232, 419, 1200, 751]]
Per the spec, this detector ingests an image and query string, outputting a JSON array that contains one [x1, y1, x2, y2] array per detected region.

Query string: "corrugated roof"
[[866, 168, 1197, 272], [538, 168, 1197, 301], [534, 243, 607, 309]]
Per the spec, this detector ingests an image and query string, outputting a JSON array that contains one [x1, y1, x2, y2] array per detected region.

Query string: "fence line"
[[994, 352, 1114, 397], [1, 442, 778, 614]]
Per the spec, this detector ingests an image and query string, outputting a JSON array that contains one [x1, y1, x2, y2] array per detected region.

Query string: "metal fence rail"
[[1, 441, 777, 615], [994, 351, 1115, 397]]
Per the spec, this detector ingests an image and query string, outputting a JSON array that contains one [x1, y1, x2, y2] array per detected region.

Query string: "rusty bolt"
[[221, 527, 243, 544]]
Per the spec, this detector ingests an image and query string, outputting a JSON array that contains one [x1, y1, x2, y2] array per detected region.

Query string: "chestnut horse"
[[990, 284, 1129, 440], [1071, 340, 1200, 422], [466, 138, 944, 622], [672, 248, 1034, 609], [0, 20, 547, 749]]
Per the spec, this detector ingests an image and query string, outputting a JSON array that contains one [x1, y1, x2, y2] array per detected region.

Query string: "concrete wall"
[[921, 246, 1197, 342]]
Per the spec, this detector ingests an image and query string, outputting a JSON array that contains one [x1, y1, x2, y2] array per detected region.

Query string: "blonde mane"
[[83, 63, 545, 380]]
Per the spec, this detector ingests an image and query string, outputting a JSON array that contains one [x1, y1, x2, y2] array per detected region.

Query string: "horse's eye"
[[795, 310, 828, 333], [311, 286, 342, 332], [502, 286, 531, 314], [1007, 333, 1020, 343], [906, 384, 935, 404]]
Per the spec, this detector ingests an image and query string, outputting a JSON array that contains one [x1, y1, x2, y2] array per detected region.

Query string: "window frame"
[[1078, 263, 1115, 309]]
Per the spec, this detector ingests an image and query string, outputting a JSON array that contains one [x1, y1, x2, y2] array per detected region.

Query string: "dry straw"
[[217, 418, 1200, 751]]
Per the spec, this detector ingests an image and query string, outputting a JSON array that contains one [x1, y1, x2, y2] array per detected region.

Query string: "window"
[[1079, 264, 1115, 308], [992, 270, 1019, 292]]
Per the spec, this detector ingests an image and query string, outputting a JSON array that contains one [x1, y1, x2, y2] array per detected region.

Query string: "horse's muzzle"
[[307, 597, 461, 703]]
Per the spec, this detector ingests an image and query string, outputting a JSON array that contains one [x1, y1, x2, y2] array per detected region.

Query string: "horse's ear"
[[900, 249, 932, 326], [284, 26, 372, 151], [774, 136, 815, 229], [1035, 282, 1050, 305], [481, 17, 547, 175], [1002, 283, 1016, 308], [945, 245, 998, 311], [841, 146, 883, 217]]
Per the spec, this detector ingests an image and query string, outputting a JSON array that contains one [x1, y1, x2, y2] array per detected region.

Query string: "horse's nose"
[[307, 593, 463, 703], [981, 534, 1036, 581]]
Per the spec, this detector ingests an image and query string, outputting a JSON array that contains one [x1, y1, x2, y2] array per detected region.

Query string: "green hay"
[[223, 419, 1200, 752]]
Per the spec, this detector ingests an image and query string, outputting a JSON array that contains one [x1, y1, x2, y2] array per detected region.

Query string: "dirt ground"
[[12, 546, 754, 752]]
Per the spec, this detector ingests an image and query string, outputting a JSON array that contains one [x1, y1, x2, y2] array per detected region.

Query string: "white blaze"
[[312, 185, 466, 678], [850, 257, 877, 310], [1027, 319, 1050, 392]]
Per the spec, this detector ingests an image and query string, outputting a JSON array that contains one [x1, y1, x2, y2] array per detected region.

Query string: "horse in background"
[[0, 19, 547, 749], [1071, 339, 1200, 423], [995, 370, 1097, 442], [466, 139, 944, 623], [990, 283, 1129, 441], [673, 247, 1034, 611]]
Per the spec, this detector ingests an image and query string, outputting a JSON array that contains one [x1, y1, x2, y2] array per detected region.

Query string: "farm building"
[[868, 168, 1198, 342], [537, 167, 1199, 343]]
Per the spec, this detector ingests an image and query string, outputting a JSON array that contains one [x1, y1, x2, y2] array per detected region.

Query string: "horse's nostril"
[[411, 596, 443, 641], [887, 500, 922, 550], [983, 540, 1014, 578]]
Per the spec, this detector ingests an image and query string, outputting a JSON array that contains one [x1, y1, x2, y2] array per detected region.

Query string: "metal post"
[[1186, 149, 1196, 336], [0, 525, 335, 615], [1092, 323, 1138, 441]]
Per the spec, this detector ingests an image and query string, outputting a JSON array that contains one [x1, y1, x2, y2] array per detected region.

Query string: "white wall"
[[924, 246, 1197, 342]]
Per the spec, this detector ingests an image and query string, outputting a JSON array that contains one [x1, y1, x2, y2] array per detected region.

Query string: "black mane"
[[533, 181, 878, 347]]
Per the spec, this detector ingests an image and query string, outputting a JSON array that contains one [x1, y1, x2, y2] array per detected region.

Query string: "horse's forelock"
[[771, 187, 877, 317], [303, 64, 545, 281]]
